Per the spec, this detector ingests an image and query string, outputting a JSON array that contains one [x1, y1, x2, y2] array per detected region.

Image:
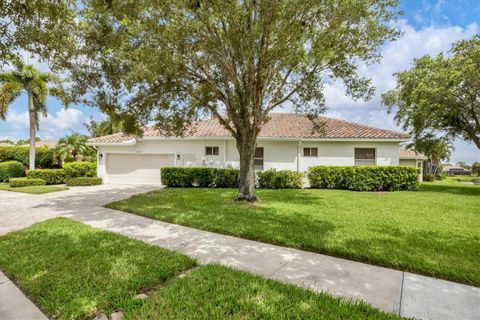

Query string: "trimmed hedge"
[[0, 161, 25, 182], [9, 177, 45, 187], [308, 166, 420, 191], [0, 146, 60, 168], [214, 168, 240, 188], [161, 167, 239, 188], [26, 169, 65, 185], [63, 162, 96, 178], [65, 177, 102, 186], [257, 169, 304, 189]]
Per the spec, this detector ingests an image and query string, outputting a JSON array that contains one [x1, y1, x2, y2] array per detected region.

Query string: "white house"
[[87, 112, 416, 184]]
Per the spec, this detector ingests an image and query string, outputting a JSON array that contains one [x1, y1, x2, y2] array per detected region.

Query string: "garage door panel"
[[106, 154, 174, 184]]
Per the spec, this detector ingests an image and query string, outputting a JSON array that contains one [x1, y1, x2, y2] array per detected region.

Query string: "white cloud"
[[6, 108, 87, 140], [322, 20, 479, 163]]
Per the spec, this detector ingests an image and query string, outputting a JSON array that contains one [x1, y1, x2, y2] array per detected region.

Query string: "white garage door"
[[106, 153, 174, 184]]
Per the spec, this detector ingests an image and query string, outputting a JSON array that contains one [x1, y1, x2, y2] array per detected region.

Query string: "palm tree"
[[0, 60, 67, 169], [55, 133, 95, 162], [412, 135, 453, 175]]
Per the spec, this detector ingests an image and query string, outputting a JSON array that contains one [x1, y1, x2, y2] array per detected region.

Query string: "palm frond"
[[50, 85, 70, 107], [0, 72, 22, 84], [0, 82, 22, 120]]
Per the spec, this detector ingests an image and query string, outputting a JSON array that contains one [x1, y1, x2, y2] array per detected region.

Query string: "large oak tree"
[[0, 0, 75, 64], [383, 35, 480, 150], [53, 0, 399, 201]]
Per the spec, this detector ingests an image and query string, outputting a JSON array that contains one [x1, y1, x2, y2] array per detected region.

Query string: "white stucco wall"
[[300, 141, 399, 171], [400, 158, 424, 181], [225, 140, 298, 170], [96, 138, 402, 182]]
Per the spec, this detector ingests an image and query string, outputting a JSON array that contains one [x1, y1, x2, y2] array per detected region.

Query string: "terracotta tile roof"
[[88, 112, 409, 144], [399, 148, 427, 159]]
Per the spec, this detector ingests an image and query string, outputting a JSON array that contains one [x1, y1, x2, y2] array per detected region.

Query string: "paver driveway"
[[0, 184, 159, 235]]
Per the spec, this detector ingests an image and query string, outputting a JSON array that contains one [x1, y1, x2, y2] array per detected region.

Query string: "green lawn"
[[108, 179, 480, 287], [0, 182, 68, 194], [0, 218, 398, 320]]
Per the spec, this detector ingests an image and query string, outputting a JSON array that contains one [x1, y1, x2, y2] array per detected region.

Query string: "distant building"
[[20, 140, 58, 148], [0, 143, 14, 147], [442, 165, 472, 176]]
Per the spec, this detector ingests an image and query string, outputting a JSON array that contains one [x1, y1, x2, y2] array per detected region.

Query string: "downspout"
[[223, 139, 227, 168], [297, 140, 302, 172]]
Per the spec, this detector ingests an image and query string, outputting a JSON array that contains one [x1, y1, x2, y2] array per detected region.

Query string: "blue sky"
[[1, 0, 479, 163]]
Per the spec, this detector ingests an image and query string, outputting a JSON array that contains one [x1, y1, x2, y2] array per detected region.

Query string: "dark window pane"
[[311, 148, 318, 157], [303, 148, 310, 157], [255, 147, 263, 158], [205, 147, 211, 155], [355, 148, 375, 160], [212, 147, 219, 155]]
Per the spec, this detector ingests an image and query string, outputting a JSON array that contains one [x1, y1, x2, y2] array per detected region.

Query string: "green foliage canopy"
[[383, 36, 480, 149]]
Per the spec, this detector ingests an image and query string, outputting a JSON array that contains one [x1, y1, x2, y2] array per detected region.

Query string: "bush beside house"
[[64, 162, 96, 178], [161, 167, 238, 188], [257, 169, 303, 189], [0, 161, 25, 182], [162, 167, 304, 189], [26, 169, 66, 185], [308, 166, 420, 191]]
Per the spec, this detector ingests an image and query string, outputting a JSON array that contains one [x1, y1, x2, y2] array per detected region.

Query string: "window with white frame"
[[205, 146, 219, 156], [354, 148, 376, 166], [254, 147, 264, 170], [303, 147, 318, 157]]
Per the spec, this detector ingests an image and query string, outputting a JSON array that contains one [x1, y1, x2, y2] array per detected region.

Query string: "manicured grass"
[[0, 218, 195, 319], [0, 218, 399, 319], [0, 182, 68, 194], [108, 179, 480, 287], [135, 264, 399, 320]]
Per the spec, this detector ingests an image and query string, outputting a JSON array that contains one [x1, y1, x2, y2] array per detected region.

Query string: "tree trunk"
[[28, 94, 36, 170], [235, 136, 257, 202]]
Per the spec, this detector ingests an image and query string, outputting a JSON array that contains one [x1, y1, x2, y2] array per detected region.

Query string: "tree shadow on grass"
[[0, 218, 194, 320]]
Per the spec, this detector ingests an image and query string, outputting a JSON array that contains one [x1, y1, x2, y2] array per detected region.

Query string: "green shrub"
[[26, 169, 65, 185], [214, 169, 240, 188], [161, 167, 240, 188], [257, 169, 304, 189], [0, 161, 25, 182], [423, 174, 435, 182], [435, 173, 447, 180], [63, 162, 96, 178], [161, 167, 212, 187], [9, 177, 45, 187], [0, 146, 60, 168], [308, 166, 419, 191], [65, 177, 102, 186]]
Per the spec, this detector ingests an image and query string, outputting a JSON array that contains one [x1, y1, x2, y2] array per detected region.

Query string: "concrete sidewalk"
[[1, 185, 479, 319], [68, 206, 480, 320], [0, 271, 47, 320]]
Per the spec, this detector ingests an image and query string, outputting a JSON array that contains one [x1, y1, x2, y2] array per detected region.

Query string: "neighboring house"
[[87, 113, 412, 184], [399, 148, 427, 181], [20, 140, 58, 148], [442, 165, 472, 176]]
